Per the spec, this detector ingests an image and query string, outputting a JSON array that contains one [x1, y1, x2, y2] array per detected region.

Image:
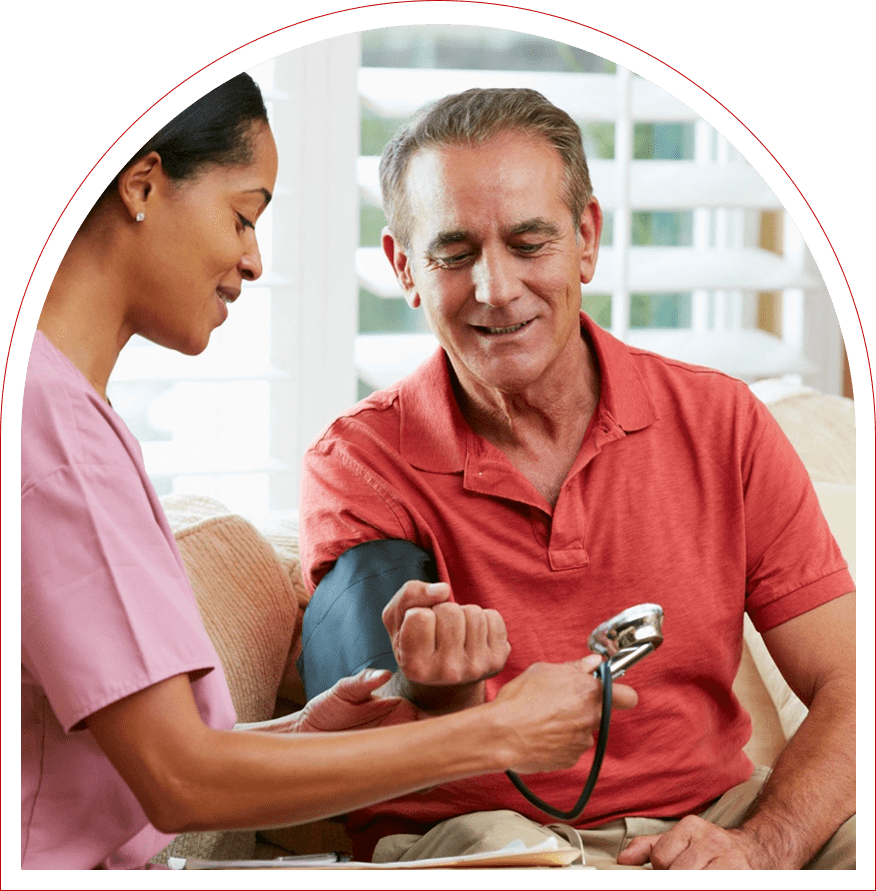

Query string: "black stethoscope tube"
[[505, 659, 613, 821]]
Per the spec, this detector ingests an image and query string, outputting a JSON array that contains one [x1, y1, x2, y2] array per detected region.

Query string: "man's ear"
[[117, 151, 164, 221], [578, 198, 603, 285], [382, 227, 420, 309]]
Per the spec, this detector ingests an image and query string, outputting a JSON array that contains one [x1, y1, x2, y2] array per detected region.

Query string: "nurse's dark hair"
[[379, 87, 593, 249], [100, 72, 268, 201]]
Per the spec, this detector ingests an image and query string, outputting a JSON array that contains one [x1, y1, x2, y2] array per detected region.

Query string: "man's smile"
[[472, 319, 533, 336]]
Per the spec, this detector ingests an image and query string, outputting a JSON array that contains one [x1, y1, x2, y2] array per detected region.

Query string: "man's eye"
[[434, 252, 471, 268], [237, 213, 255, 231], [514, 242, 544, 254]]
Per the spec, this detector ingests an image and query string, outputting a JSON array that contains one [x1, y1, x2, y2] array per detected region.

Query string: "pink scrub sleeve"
[[21, 459, 229, 732], [21, 332, 236, 868]]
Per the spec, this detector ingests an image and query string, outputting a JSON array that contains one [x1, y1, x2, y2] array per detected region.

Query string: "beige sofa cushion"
[[152, 494, 301, 864], [812, 482, 856, 581], [162, 494, 300, 723], [256, 513, 311, 705]]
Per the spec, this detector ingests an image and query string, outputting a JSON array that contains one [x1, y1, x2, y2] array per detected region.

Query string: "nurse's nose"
[[239, 235, 264, 282]]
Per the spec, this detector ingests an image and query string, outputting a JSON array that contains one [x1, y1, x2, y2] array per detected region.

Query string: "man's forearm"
[[618, 670, 855, 870], [619, 594, 857, 870], [734, 676, 855, 868]]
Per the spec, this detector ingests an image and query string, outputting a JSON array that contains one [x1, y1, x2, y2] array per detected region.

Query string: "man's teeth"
[[484, 322, 527, 334]]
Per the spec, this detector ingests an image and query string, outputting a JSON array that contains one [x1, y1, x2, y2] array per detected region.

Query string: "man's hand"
[[382, 580, 510, 688], [617, 817, 766, 869]]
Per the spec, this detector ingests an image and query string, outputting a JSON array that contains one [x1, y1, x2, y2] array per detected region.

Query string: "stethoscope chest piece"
[[506, 603, 665, 820]]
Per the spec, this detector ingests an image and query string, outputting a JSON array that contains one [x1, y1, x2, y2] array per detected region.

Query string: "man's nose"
[[473, 249, 518, 307]]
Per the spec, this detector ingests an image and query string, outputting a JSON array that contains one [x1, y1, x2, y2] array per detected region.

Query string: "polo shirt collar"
[[584, 313, 659, 435], [398, 312, 659, 473], [399, 347, 469, 472]]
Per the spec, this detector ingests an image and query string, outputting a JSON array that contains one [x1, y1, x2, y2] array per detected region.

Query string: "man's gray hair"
[[379, 87, 593, 248]]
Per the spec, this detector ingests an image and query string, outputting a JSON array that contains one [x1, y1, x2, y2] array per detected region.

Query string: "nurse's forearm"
[[88, 674, 497, 833], [86, 658, 603, 834], [163, 715, 510, 832]]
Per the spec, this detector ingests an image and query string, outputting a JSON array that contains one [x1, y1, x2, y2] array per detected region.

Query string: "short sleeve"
[[21, 459, 226, 732], [741, 394, 854, 631], [299, 433, 420, 592], [20, 334, 236, 869]]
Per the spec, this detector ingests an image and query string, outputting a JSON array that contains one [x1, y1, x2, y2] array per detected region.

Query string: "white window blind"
[[109, 26, 844, 519], [353, 26, 843, 396]]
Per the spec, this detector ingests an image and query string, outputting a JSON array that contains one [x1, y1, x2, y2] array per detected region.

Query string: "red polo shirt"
[[300, 314, 852, 857]]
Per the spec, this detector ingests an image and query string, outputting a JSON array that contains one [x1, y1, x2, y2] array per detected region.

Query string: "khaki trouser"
[[373, 767, 855, 869]]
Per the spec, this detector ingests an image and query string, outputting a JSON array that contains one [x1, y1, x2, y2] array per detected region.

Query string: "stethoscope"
[[505, 604, 664, 820]]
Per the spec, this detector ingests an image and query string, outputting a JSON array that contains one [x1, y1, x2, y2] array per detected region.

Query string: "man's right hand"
[[490, 655, 638, 774]]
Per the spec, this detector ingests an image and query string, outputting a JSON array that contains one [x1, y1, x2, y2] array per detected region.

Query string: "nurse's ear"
[[117, 152, 166, 223], [383, 227, 421, 309]]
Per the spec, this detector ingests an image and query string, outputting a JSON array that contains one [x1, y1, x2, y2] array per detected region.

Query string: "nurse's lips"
[[217, 286, 240, 305]]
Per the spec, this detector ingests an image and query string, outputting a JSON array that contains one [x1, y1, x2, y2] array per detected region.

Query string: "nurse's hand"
[[236, 669, 424, 734], [493, 655, 638, 774]]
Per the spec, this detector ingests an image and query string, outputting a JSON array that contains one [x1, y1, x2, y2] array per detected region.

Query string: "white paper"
[[167, 837, 586, 869]]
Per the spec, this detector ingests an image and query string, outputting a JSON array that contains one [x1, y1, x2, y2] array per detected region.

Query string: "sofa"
[[152, 379, 857, 864]]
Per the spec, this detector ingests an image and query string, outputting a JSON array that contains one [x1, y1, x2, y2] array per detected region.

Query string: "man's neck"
[[453, 332, 600, 507], [456, 332, 598, 439]]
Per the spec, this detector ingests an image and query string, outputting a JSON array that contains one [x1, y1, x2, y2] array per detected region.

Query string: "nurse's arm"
[[85, 656, 610, 834]]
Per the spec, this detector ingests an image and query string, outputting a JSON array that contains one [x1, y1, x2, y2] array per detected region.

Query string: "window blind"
[[353, 26, 841, 395]]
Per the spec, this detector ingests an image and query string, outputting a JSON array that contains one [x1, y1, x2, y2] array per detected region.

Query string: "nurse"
[[20, 72, 606, 869]]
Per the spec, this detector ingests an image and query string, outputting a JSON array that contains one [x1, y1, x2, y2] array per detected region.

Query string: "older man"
[[299, 88, 855, 869]]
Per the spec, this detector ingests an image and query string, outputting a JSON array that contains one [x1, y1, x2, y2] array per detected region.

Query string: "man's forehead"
[[407, 128, 559, 177], [404, 134, 569, 244]]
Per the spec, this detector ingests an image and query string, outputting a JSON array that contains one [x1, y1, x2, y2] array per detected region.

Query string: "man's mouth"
[[474, 320, 531, 335]]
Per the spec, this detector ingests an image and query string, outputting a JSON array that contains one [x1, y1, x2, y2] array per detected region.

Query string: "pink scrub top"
[[21, 331, 237, 869]]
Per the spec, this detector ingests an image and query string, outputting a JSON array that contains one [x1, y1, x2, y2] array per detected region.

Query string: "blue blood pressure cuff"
[[297, 539, 437, 700]]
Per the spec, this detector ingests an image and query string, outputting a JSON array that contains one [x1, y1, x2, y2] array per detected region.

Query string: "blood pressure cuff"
[[297, 539, 437, 700]]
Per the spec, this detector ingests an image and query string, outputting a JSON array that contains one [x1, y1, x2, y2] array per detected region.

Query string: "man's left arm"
[[618, 591, 855, 869]]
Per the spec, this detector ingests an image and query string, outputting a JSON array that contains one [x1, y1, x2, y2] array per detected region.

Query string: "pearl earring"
[[135, 212, 145, 223]]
